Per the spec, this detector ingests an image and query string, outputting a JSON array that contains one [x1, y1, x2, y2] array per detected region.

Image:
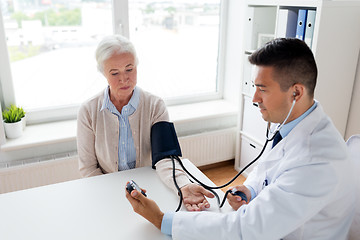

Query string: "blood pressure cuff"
[[150, 121, 182, 169]]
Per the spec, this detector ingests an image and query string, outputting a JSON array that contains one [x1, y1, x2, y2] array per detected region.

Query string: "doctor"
[[125, 38, 356, 239]]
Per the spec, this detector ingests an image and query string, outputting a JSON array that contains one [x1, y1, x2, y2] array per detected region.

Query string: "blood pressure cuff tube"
[[150, 121, 182, 169]]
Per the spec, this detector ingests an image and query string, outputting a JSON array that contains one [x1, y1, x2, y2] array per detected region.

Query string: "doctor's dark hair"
[[249, 38, 317, 97]]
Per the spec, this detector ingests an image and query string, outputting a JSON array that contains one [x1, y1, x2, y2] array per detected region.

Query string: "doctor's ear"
[[291, 84, 305, 100]]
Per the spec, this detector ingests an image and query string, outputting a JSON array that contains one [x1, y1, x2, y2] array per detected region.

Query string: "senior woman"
[[77, 35, 213, 211]]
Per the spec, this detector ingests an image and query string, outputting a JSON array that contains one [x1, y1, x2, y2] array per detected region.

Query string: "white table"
[[0, 159, 233, 240]]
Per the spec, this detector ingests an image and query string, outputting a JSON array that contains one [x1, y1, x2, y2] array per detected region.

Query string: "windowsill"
[[1, 120, 77, 152], [1, 100, 238, 152]]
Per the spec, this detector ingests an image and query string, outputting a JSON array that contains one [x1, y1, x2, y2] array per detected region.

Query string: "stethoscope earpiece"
[[266, 96, 296, 141]]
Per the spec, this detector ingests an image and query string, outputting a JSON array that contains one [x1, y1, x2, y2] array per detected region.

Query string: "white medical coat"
[[172, 103, 356, 240]]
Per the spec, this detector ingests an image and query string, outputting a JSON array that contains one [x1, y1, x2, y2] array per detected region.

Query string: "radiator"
[[0, 155, 81, 194], [178, 128, 236, 167], [0, 128, 236, 194]]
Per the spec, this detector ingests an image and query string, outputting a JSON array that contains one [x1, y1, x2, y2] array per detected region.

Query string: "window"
[[128, 0, 222, 102], [0, 0, 223, 124]]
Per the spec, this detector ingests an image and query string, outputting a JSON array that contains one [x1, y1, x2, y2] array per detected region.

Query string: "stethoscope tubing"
[[171, 134, 271, 210], [172, 98, 295, 210], [266, 98, 296, 140]]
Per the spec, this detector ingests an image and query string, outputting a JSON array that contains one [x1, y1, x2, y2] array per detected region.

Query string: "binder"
[[296, 9, 308, 40], [277, 8, 298, 38], [304, 10, 316, 48]]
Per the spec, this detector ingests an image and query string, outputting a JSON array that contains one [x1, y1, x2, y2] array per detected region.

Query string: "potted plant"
[[2, 104, 26, 139], [19, 106, 26, 129]]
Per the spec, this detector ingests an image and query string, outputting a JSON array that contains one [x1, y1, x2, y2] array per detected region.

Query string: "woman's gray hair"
[[95, 35, 138, 74]]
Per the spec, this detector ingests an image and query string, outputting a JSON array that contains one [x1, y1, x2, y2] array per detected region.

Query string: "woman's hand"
[[125, 185, 164, 230], [181, 183, 215, 211], [226, 185, 251, 211]]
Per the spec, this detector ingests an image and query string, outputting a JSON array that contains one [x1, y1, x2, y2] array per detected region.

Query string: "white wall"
[[326, 0, 360, 139], [345, 52, 360, 140], [222, 0, 244, 105], [340, 0, 360, 138]]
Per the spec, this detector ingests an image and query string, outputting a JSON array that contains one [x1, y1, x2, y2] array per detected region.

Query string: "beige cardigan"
[[77, 87, 190, 191]]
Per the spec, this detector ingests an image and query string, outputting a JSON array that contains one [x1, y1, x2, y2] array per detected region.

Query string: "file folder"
[[296, 9, 308, 40], [304, 10, 316, 48], [277, 8, 298, 38]]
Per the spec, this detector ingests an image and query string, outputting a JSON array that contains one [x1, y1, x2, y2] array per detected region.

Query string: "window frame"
[[0, 0, 227, 125]]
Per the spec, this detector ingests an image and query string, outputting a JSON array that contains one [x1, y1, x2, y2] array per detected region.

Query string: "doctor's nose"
[[252, 89, 261, 104]]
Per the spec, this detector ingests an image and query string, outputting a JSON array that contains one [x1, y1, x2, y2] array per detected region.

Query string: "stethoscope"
[[171, 94, 297, 211], [266, 94, 297, 141]]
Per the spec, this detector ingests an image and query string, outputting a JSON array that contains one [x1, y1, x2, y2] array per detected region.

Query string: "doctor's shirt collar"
[[279, 100, 318, 138]]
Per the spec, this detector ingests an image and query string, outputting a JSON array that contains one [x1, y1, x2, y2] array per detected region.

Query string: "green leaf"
[[2, 104, 25, 123]]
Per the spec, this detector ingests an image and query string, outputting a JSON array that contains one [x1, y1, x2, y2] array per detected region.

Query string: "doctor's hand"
[[181, 183, 215, 211], [227, 185, 251, 211], [125, 186, 164, 230]]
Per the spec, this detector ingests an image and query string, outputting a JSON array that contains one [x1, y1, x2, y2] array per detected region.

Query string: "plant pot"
[[3, 120, 23, 139], [22, 115, 26, 130]]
